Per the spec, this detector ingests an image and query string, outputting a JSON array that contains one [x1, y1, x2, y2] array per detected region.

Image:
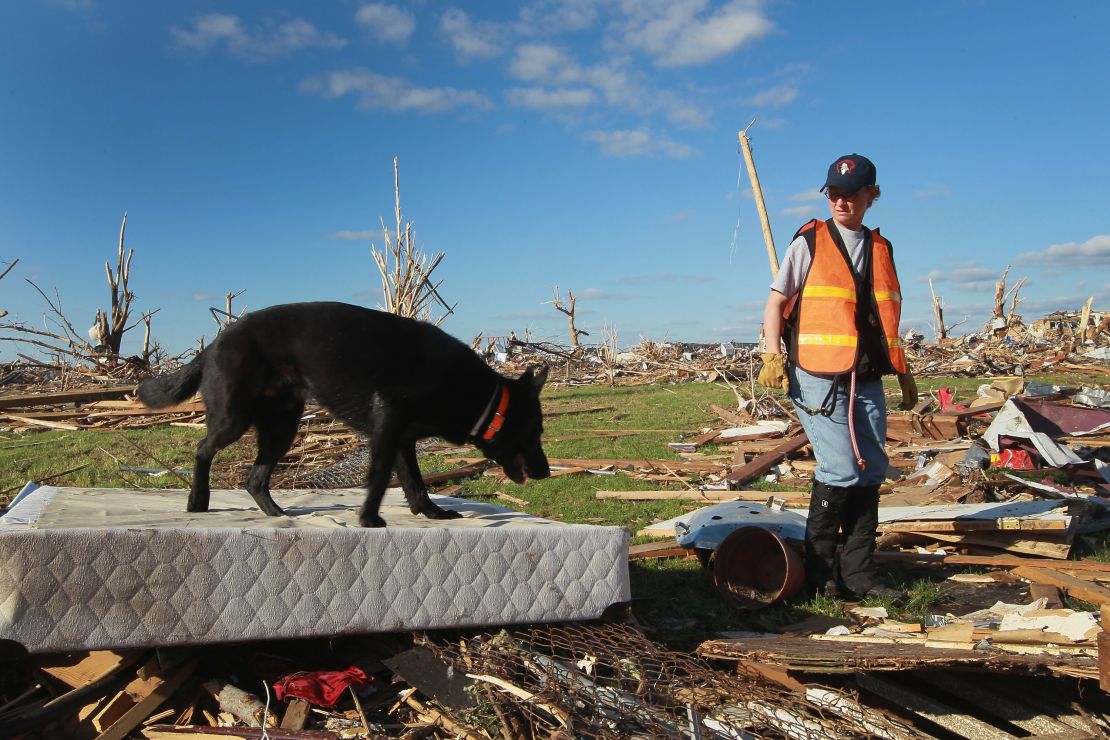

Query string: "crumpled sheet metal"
[[981, 400, 1085, 467]]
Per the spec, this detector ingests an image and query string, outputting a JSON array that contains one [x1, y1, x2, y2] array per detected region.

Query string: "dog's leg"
[[245, 395, 304, 517], [359, 401, 401, 528], [396, 445, 462, 520], [191, 410, 251, 513]]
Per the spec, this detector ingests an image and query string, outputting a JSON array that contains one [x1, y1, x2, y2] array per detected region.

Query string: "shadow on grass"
[[628, 559, 836, 652]]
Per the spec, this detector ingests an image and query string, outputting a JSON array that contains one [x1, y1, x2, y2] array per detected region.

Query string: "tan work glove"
[[757, 352, 789, 392], [897, 371, 918, 411]]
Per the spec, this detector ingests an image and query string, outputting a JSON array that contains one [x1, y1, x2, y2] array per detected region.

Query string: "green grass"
[[2, 368, 1105, 648]]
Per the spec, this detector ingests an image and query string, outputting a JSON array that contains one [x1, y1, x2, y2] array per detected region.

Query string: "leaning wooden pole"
[[738, 124, 779, 276]]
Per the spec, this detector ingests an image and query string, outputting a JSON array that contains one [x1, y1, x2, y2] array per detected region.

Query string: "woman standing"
[[759, 153, 916, 600]]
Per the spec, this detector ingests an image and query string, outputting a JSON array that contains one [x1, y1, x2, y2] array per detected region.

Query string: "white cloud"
[[172, 14, 346, 61], [509, 43, 580, 83], [618, 273, 711, 284], [584, 128, 697, 158], [780, 205, 815, 218], [745, 81, 797, 109], [788, 189, 823, 202], [47, 0, 94, 10], [300, 69, 492, 113], [921, 264, 1001, 293], [507, 43, 709, 127], [619, 0, 773, 67], [192, 292, 215, 301], [331, 230, 375, 241], [440, 8, 504, 61], [507, 87, 596, 110], [355, 3, 416, 44], [1017, 235, 1110, 268], [913, 185, 951, 199], [518, 0, 602, 34]]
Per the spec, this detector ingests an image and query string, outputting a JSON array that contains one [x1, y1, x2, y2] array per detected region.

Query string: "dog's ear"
[[523, 364, 549, 393]]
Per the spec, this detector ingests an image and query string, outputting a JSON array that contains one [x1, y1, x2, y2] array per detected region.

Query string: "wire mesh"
[[293, 444, 371, 488], [425, 622, 919, 739]]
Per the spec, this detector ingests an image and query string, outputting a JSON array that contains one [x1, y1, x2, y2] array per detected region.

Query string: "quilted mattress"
[[0, 486, 630, 653]]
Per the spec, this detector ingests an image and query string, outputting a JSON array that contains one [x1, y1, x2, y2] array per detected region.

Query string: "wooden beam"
[[724, 433, 809, 485], [1011, 566, 1110, 605], [628, 541, 694, 560], [95, 657, 198, 740], [877, 518, 1069, 534], [597, 490, 739, 502], [0, 385, 138, 410], [875, 551, 1110, 572]]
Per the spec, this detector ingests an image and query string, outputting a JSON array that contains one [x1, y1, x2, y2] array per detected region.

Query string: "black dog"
[[138, 302, 550, 527]]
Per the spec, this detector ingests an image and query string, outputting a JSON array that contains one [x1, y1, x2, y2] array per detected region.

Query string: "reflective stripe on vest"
[[870, 228, 907, 373], [791, 220, 906, 374]]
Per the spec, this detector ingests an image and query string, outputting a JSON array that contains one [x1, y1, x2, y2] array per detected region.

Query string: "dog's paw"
[[417, 504, 462, 520], [359, 514, 387, 528]]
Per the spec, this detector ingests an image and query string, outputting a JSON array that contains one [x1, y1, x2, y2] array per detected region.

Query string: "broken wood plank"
[[628, 541, 694, 560], [1011, 566, 1110, 606], [95, 657, 199, 740], [913, 531, 1072, 559], [143, 727, 339, 739], [874, 551, 1110, 572], [596, 490, 738, 502], [1028, 583, 1064, 609], [451, 455, 727, 473], [36, 650, 143, 690], [877, 518, 1069, 534], [388, 460, 493, 488], [710, 404, 748, 426], [724, 432, 809, 485], [0, 385, 138, 410], [938, 400, 1007, 418], [1, 413, 82, 430], [696, 635, 1094, 676], [1100, 632, 1110, 693]]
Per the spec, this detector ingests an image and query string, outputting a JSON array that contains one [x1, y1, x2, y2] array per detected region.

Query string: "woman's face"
[[825, 187, 873, 230]]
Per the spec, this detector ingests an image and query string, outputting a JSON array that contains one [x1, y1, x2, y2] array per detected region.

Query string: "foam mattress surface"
[[0, 486, 630, 653]]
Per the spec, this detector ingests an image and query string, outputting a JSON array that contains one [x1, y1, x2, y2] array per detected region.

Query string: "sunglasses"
[[825, 189, 862, 202]]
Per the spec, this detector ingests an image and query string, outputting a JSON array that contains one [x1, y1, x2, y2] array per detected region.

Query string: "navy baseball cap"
[[823, 154, 876, 193]]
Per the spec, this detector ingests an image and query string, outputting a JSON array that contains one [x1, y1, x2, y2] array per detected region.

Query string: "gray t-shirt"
[[770, 221, 868, 298]]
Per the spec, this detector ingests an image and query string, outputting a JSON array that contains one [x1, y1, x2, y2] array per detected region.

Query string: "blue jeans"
[[788, 365, 888, 487]]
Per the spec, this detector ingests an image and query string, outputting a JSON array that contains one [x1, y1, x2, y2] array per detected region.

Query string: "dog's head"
[[477, 364, 550, 484]]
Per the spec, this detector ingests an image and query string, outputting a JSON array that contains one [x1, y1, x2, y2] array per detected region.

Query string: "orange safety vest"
[[784, 219, 906, 375]]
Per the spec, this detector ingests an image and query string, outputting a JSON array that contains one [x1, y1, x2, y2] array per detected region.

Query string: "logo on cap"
[[836, 159, 855, 175]]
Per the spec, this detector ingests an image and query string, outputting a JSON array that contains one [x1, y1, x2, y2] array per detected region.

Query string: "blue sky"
[[2, 1, 1108, 358]]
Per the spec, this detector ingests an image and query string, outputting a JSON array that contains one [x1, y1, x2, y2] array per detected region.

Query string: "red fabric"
[[272, 666, 371, 707], [992, 449, 1035, 470], [936, 387, 966, 413]]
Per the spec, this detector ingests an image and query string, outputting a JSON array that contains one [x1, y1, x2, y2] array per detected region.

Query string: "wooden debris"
[[724, 432, 809, 486], [1011, 566, 1110, 605], [697, 634, 1097, 677]]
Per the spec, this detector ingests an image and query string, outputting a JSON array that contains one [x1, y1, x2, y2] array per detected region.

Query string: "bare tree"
[[599, 320, 619, 387], [548, 285, 589, 350], [91, 213, 137, 356], [209, 290, 246, 333], [371, 158, 456, 325], [989, 265, 1026, 333], [0, 214, 157, 375], [928, 277, 946, 342], [0, 258, 18, 320]]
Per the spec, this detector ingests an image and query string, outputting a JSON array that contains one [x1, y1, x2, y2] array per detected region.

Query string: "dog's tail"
[[138, 353, 205, 408]]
